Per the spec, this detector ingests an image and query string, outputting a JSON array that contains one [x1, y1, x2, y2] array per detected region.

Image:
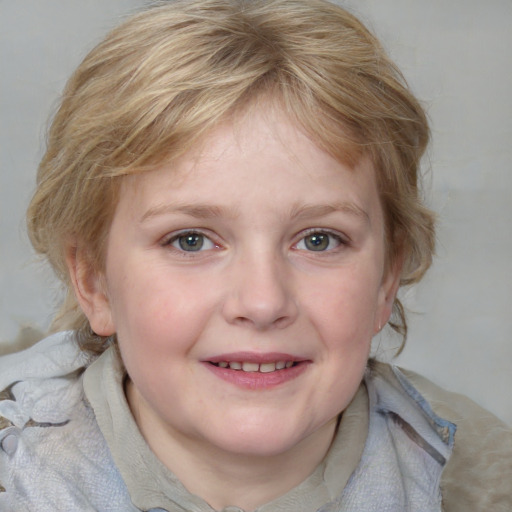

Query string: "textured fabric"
[[84, 347, 368, 512], [0, 332, 137, 511], [403, 369, 512, 511], [0, 332, 510, 511], [337, 364, 456, 511]]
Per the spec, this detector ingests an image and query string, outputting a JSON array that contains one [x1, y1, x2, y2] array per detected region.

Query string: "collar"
[[83, 347, 368, 512]]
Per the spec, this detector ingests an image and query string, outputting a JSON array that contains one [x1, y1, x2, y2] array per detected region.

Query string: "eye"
[[166, 231, 216, 252], [295, 231, 344, 252]]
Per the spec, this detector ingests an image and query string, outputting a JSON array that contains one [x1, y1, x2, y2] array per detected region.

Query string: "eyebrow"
[[288, 202, 370, 225], [140, 203, 238, 222], [140, 201, 369, 224]]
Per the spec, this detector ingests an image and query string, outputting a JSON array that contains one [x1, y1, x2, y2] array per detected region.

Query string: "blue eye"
[[296, 231, 343, 252], [169, 232, 215, 252]]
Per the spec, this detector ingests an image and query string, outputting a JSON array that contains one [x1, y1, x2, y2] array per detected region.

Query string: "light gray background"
[[1, 1, 511, 424]]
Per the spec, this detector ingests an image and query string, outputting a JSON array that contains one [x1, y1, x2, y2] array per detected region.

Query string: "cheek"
[[315, 273, 380, 410], [305, 267, 383, 340], [108, 268, 218, 355]]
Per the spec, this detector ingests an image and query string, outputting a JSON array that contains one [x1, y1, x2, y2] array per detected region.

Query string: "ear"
[[65, 245, 115, 336], [374, 256, 403, 335]]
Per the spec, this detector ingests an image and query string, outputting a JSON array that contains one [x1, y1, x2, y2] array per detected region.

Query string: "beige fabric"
[[0, 326, 45, 356], [84, 348, 512, 511], [83, 347, 368, 512], [403, 369, 512, 512]]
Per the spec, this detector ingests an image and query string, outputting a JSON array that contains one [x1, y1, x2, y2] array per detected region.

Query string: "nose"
[[221, 250, 298, 330]]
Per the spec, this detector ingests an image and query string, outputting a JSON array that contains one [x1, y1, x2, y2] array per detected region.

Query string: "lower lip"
[[203, 362, 309, 390]]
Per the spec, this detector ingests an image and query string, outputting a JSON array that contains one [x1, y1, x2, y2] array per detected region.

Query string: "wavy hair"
[[27, 0, 434, 353]]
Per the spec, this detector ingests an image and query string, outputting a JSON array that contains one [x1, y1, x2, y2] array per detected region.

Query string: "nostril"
[[221, 270, 299, 329], [232, 314, 293, 330], [274, 315, 293, 329], [232, 316, 254, 327]]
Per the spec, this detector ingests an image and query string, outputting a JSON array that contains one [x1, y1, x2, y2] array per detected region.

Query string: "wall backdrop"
[[1, 0, 511, 424]]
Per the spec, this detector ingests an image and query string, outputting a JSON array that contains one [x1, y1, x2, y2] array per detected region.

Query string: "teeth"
[[242, 362, 259, 372], [214, 361, 295, 373], [259, 362, 276, 373]]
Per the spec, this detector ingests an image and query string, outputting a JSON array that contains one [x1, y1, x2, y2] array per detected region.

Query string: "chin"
[[206, 417, 326, 459], [220, 435, 303, 458]]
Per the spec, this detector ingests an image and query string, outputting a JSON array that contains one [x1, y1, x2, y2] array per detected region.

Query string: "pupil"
[[306, 233, 328, 251], [179, 234, 204, 251]]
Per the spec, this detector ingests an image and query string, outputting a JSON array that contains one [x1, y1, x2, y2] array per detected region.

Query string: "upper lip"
[[205, 352, 306, 364]]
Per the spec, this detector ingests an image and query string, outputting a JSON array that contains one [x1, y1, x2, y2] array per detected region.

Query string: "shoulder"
[[0, 330, 92, 383], [400, 368, 512, 512], [0, 332, 93, 433], [0, 332, 135, 510]]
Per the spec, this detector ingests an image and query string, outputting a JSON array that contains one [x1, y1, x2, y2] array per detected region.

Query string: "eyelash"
[[293, 228, 348, 253], [161, 230, 219, 256], [161, 228, 348, 256]]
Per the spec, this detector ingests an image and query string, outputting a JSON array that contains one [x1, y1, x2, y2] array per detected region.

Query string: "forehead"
[[118, 108, 382, 225]]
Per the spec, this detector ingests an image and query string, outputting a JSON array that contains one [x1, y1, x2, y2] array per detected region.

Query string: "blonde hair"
[[27, 0, 434, 353]]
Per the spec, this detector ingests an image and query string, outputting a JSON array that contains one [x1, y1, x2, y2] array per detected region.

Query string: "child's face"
[[81, 107, 399, 461]]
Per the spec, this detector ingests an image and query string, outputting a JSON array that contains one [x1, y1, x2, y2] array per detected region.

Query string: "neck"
[[127, 381, 337, 511], [175, 419, 337, 511]]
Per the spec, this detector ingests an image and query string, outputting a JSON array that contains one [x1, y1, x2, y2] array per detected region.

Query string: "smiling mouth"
[[210, 361, 296, 373], [205, 357, 308, 389]]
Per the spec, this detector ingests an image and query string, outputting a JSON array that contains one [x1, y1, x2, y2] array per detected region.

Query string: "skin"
[[69, 106, 401, 511]]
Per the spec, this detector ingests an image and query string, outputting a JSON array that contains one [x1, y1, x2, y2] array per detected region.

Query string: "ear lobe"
[[65, 245, 115, 336]]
